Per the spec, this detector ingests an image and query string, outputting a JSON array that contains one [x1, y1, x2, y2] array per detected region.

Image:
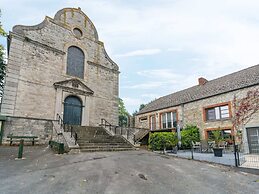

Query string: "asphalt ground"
[[0, 146, 258, 194]]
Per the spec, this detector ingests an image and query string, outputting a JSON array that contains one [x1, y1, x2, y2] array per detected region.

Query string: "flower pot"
[[213, 148, 223, 157]]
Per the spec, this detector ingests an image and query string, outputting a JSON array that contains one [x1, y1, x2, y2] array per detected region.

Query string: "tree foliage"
[[118, 98, 129, 127], [232, 89, 259, 142], [139, 104, 146, 111], [233, 89, 259, 128], [149, 132, 178, 151], [180, 125, 200, 149], [0, 10, 6, 98]]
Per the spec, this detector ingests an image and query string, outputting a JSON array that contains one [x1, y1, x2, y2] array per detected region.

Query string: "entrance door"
[[63, 96, 82, 125], [150, 115, 156, 131], [247, 127, 259, 154]]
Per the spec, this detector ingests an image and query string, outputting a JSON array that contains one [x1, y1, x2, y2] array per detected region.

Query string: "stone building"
[[0, 8, 119, 144], [136, 65, 259, 154]]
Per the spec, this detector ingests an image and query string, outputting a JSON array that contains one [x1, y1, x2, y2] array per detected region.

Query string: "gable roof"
[[137, 64, 259, 115]]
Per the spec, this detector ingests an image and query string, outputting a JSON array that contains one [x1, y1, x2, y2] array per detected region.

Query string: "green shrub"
[[149, 132, 178, 151], [180, 125, 200, 149]]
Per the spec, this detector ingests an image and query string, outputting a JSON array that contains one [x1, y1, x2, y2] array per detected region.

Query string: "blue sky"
[[1, 0, 259, 114]]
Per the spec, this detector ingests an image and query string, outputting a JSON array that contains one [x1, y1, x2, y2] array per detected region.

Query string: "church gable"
[[54, 78, 94, 96], [53, 7, 99, 41]]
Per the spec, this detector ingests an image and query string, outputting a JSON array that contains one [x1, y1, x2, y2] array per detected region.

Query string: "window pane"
[[167, 112, 172, 128], [220, 106, 229, 118], [207, 108, 216, 120], [67, 46, 85, 79], [207, 131, 213, 139], [172, 112, 177, 127], [162, 114, 166, 129], [222, 130, 231, 139], [220, 105, 229, 111], [215, 107, 220, 119], [151, 116, 156, 130]]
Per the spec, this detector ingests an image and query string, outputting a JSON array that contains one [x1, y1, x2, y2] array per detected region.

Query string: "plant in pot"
[[210, 130, 225, 157]]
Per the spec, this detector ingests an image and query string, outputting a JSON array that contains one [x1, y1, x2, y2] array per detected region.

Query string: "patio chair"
[[200, 140, 209, 153], [192, 141, 201, 152]]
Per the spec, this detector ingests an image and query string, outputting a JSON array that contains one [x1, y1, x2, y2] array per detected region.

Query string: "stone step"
[[80, 147, 135, 152], [77, 139, 126, 144], [79, 142, 127, 146], [79, 145, 132, 149]]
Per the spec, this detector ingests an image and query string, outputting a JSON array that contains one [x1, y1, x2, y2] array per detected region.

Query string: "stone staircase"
[[73, 126, 135, 152], [134, 128, 150, 143]]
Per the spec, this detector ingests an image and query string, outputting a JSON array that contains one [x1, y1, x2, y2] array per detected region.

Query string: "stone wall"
[[2, 116, 53, 144], [135, 85, 259, 143], [1, 8, 119, 132]]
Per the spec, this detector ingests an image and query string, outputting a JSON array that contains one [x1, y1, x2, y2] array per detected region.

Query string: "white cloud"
[[115, 49, 161, 58], [141, 93, 160, 99], [167, 48, 183, 52], [123, 82, 164, 90], [137, 69, 182, 80], [122, 97, 143, 107]]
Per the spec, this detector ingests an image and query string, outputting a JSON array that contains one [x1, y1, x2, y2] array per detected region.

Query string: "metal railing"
[[100, 118, 136, 144], [56, 113, 78, 145]]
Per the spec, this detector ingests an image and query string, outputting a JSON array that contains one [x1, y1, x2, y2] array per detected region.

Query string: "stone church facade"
[[0, 8, 119, 143]]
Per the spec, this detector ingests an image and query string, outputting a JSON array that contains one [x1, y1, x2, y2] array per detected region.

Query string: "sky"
[[1, 0, 259, 114]]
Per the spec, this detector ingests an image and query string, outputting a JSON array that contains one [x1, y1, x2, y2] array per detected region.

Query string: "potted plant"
[[210, 130, 225, 157]]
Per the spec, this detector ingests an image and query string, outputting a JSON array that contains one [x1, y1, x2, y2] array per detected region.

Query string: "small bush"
[[180, 125, 200, 149], [149, 132, 178, 151]]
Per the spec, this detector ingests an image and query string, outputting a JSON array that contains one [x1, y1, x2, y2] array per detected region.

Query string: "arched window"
[[67, 46, 85, 79]]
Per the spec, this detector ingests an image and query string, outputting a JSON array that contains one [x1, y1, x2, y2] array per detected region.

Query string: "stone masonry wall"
[[2, 117, 53, 144], [1, 8, 119, 129], [136, 85, 259, 142]]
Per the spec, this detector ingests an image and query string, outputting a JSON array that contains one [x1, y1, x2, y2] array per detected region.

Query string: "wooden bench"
[[7, 135, 38, 146], [49, 140, 64, 154]]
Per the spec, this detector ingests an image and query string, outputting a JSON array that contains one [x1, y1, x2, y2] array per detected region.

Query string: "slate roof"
[[137, 64, 259, 115]]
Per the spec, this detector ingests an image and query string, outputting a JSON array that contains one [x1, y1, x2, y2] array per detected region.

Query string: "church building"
[[0, 8, 119, 143]]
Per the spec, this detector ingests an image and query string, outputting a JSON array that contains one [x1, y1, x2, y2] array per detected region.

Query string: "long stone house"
[[135, 65, 259, 154], [0, 8, 119, 144]]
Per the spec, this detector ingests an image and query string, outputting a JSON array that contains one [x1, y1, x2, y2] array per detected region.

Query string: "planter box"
[[213, 148, 223, 157]]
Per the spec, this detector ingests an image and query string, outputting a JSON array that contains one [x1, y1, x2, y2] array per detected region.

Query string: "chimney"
[[198, 77, 208, 85]]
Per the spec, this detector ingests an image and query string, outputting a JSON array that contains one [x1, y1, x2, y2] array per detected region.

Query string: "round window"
[[73, 28, 83, 38]]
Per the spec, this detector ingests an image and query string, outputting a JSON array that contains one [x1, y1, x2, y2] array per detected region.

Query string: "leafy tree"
[[149, 132, 178, 153], [118, 98, 129, 127], [0, 10, 7, 98], [139, 104, 146, 111], [180, 125, 200, 149]]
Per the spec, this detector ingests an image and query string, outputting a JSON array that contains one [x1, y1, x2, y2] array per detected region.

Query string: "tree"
[[232, 89, 259, 143], [139, 104, 146, 111], [0, 10, 7, 98], [118, 98, 129, 127]]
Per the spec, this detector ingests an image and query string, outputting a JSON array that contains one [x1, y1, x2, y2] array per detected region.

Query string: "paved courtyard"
[[166, 150, 259, 169], [0, 146, 259, 194]]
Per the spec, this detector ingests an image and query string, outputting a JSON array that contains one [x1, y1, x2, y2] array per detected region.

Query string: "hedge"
[[149, 132, 178, 151]]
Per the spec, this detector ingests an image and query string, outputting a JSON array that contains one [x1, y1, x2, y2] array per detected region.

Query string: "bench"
[[49, 140, 64, 154], [7, 135, 39, 146]]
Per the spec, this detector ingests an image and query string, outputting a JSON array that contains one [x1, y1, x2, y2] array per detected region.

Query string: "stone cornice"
[[54, 78, 94, 96], [10, 32, 65, 55], [87, 61, 120, 74]]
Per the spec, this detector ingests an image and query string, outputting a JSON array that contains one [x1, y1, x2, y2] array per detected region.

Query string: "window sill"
[[205, 118, 231, 123]]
